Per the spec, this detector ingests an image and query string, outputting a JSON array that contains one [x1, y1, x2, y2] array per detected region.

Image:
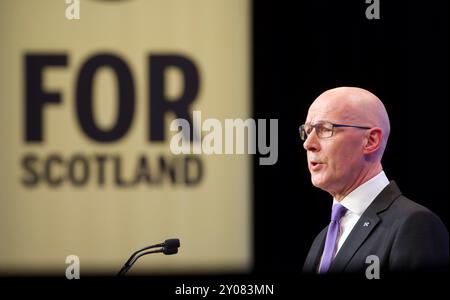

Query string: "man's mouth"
[[310, 161, 324, 171]]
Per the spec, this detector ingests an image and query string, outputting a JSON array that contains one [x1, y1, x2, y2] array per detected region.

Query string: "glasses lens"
[[300, 124, 314, 140], [316, 122, 333, 138], [300, 125, 306, 140]]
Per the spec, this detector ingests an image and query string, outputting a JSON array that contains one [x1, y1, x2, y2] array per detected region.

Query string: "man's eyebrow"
[[306, 120, 328, 124]]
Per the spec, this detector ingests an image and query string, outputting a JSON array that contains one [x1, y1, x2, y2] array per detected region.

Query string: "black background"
[[253, 0, 449, 275]]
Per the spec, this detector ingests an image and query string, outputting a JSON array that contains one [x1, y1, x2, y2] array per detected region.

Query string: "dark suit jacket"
[[303, 181, 449, 274]]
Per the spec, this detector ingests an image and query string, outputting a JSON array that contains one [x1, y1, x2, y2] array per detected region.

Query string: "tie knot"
[[331, 204, 347, 221]]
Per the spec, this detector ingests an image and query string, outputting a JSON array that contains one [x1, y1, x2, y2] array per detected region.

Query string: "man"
[[301, 87, 448, 274]]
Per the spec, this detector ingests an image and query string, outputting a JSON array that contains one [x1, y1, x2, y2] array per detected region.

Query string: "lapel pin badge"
[[363, 221, 370, 227]]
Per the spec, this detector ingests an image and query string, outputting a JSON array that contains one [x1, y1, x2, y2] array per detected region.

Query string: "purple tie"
[[319, 203, 347, 274]]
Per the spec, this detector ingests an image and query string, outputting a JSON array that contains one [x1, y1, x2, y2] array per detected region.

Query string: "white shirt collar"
[[333, 171, 390, 216]]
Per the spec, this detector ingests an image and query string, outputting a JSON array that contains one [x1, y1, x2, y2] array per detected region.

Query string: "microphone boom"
[[117, 238, 180, 276]]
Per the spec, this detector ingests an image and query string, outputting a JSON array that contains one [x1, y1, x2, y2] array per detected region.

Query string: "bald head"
[[309, 87, 390, 158], [303, 87, 391, 198]]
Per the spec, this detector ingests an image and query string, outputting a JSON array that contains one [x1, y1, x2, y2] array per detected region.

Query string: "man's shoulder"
[[390, 194, 433, 215], [379, 184, 445, 227]]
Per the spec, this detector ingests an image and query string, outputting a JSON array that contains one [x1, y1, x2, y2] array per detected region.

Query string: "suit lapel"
[[329, 210, 380, 272], [303, 227, 327, 272], [328, 181, 402, 272]]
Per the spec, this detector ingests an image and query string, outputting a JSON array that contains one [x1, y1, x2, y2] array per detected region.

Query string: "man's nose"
[[303, 129, 320, 152]]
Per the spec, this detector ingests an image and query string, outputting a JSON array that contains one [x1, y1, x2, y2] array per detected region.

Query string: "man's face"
[[303, 99, 367, 196]]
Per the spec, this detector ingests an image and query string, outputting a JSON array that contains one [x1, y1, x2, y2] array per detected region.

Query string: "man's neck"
[[333, 164, 383, 201]]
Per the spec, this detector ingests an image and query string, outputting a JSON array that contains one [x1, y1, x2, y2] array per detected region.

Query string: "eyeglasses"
[[299, 121, 371, 141]]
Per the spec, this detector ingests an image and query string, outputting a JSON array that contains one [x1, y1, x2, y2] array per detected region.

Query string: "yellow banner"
[[0, 0, 251, 275]]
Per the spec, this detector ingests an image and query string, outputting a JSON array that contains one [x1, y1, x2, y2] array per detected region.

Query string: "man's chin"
[[311, 177, 324, 189], [311, 176, 330, 191]]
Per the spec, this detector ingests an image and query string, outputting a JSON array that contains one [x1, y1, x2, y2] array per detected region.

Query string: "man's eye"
[[318, 126, 331, 133]]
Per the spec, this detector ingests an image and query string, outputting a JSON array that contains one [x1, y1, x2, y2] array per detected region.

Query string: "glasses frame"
[[299, 121, 371, 141]]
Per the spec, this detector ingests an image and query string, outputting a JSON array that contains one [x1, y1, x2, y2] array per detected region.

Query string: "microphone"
[[163, 238, 180, 250], [117, 238, 180, 276]]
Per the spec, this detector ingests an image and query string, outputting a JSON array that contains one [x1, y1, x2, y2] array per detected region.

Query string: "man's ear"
[[363, 127, 383, 155]]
